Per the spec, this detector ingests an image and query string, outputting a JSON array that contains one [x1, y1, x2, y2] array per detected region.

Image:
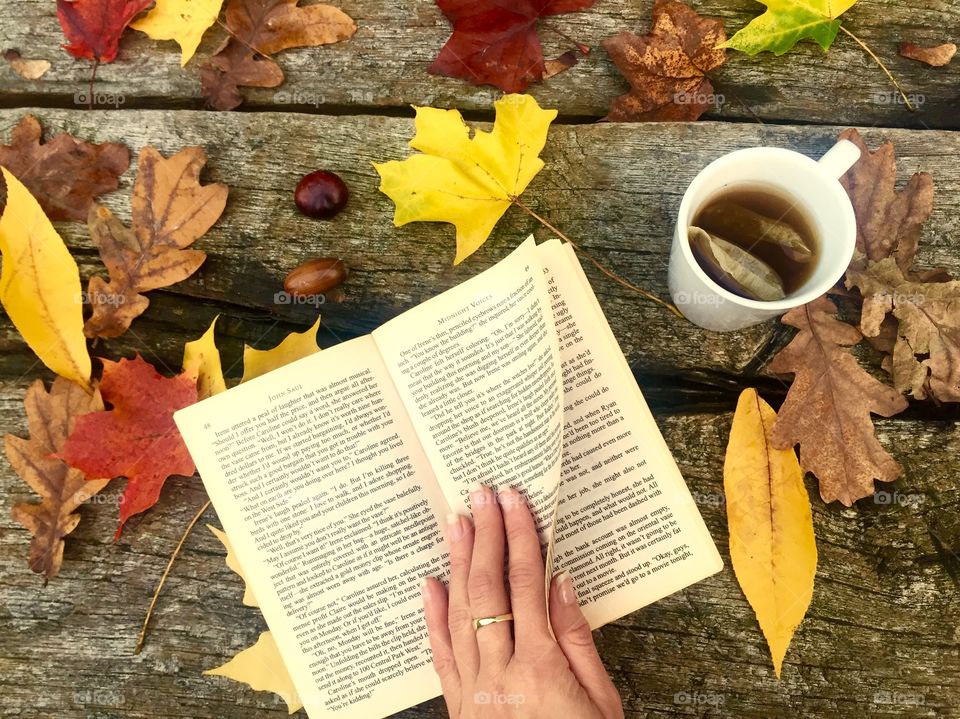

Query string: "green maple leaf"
[[721, 0, 859, 55]]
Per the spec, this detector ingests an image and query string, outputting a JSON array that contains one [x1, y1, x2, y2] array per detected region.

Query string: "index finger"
[[498, 487, 551, 646]]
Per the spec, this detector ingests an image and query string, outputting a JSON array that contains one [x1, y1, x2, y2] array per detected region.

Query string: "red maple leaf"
[[57, 0, 152, 63], [60, 355, 198, 538], [429, 0, 598, 93]]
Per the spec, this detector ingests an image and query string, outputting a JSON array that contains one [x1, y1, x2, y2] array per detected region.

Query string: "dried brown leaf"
[[848, 258, 960, 403], [4, 50, 51, 80], [899, 42, 957, 67], [84, 146, 228, 338], [7, 378, 109, 581], [200, 0, 356, 111], [0, 115, 129, 221], [838, 128, 934, 274], [768, 295, 909, 506], [602, 0, 727, 122]]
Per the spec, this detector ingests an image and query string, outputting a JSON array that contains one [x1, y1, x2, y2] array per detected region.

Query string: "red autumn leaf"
[[57, 0, 153, 63], [429, 0, 598, 93], [60, 355, 198, 538]]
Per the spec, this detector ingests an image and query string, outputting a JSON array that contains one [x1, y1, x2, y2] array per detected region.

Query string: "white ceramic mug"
[[668, 140, 861, 332]]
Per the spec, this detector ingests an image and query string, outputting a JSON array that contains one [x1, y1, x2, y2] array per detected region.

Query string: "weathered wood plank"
[[1, 376, 957, 718], [1, 108, 959, 390], [0, 0, 957, 128]]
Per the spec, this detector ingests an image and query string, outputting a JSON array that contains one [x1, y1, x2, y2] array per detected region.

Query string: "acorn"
[[283, 258, 348, 296]]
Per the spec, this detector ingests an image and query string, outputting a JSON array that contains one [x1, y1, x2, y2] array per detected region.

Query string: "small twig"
[[134, 498, 212, 655], [540, 22, 590, 55], [839, 26, 915, 111], [87, 59, 98, 110], [511, 198, 683, 318]]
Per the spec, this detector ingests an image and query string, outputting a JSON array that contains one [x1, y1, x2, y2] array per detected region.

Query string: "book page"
[[373, 237, 563, 537], [537, 240, 723, 629], [174, 336, 448, 719]]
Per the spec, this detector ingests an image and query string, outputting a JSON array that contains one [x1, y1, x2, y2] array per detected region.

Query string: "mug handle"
[[817, 139, 861, 179]]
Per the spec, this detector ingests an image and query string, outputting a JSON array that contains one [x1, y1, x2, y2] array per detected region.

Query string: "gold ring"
[[473, 612, 514, 631]]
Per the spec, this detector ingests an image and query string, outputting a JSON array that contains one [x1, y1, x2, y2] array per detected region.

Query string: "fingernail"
[[498, 486, 520, 511], [421, 577, 432, 604], [556, 571, 577, 606], [446, 513, 464, 542], [469, 482, 487, 507]]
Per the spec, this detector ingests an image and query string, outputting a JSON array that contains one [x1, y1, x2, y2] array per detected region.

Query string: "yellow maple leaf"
[[724, 388, 817, 678], [374, 93, 557, 264], [182, 316, 227, 399], [206, 525, 301, 713], [0, 166, 91, 391], [240, 316, 321, 383], [131, 0, 225, 66]]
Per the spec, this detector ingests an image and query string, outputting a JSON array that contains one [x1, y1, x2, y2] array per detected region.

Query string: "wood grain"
[[0, 0, 957, 128]]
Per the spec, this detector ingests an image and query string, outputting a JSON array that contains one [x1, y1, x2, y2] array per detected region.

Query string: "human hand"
[[421, 484, 624, 718]]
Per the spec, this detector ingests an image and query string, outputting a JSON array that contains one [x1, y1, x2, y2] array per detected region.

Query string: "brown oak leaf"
[[200, 0, 357, 111], [768, 295, 909, 506], [84, 146, 228, 338], [7, 378, 109, 581], [899, 42, 956, 67], [848, 258, 960, 403], [0, 115, 129, 221], [602, 0, 726, 122], [838, 128, 934, 274]]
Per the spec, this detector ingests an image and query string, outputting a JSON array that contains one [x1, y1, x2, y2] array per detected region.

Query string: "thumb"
[[550, 572, 623, 718]]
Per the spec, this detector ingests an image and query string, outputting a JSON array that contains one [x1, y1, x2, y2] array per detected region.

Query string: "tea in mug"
[[689, 185, 819, 301]]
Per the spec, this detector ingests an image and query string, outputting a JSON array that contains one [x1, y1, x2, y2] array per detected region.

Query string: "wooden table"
[[1, 2, 958, 717]]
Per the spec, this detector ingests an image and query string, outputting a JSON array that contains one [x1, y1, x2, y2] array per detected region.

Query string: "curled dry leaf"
[[724, 389, 816, 678], [838, 128, 934, 274], [767, 295, 908, 506], [429, 0, 597, 93], [200, 0, 357, 111], [84, 146, 228, 339], [7, 378, 109, 581], [603, 0, 727, 122], [56, 0, 153, 63], [0, 115, 129, 222], [848, 258, 960, 403], [60, 355, 198, 538], [899, 42, 957, 67], [0, 167, 92, 390], [4, 50, 51, 80]]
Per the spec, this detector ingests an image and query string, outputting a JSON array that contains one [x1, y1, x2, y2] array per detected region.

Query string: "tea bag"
[[689, 227, 786, 301], [697, 200, 812, 262]]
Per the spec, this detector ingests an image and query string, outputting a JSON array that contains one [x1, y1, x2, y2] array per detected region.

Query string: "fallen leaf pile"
[[60, 355, 199, 538], [7, 378, 109, 581], [603, 0, 727, 122], [200, 0, 357, 111], [429, 0, 597, 93], [725, 388, 817, 677], [374, 93, 556, 264], [84, 146, 228, 338], [765, 128, 956, 506]]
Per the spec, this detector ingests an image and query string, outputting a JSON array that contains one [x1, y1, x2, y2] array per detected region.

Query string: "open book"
[[175, 237, 722, 718]]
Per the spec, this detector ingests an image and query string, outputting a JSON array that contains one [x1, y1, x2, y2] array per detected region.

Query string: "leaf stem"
[[839, 26, 915, 112], [510, 198, 683, 318], [134, 498, 211, 655], [540, 22, 590, 55]]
